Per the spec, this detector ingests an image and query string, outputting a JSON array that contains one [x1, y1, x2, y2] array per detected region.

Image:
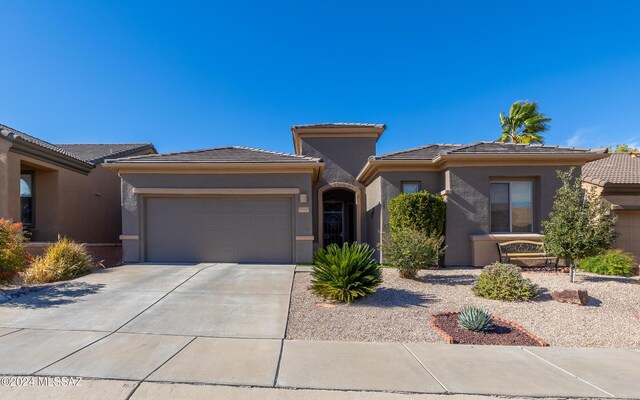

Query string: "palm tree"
[[497, 101, 551, 144]]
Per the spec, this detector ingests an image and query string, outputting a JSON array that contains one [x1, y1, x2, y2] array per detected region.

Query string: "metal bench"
[[496, 240, 558, 271]]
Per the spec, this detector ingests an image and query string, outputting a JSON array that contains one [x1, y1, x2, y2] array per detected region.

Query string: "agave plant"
[[458, 306, 494, 332], [311, 242, 382, 303]]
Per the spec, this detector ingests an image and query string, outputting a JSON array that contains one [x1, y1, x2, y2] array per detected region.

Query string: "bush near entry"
[[388, 191, 446, 236], [379, 229, 445, 279]]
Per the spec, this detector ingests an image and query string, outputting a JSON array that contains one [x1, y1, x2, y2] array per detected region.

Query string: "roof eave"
[[10, 138, 94, 174], [356, 159, 432, 184], [103, 160, 325, 181], [432, 152, 610, 165]]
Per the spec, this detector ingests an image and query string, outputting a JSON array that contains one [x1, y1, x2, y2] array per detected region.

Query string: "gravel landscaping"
[[286, 267, 640, 348]]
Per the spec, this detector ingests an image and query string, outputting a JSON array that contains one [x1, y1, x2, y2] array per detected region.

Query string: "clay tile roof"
[[107, 146, 322, 163], [375, 141, 606, 160], [0, 123, 91, 164], [583, 153, 640, 185], [291, 122, 386, 129], [374, 144, 462, 160], [55, 143, 157, 164]]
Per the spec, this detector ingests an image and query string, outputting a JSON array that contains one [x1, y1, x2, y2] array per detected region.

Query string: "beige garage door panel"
[[614, 211, 640, 261], [145, 196, 293, 263]]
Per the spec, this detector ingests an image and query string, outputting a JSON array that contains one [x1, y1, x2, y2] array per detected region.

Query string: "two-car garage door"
[[144, 196, 294, 263]]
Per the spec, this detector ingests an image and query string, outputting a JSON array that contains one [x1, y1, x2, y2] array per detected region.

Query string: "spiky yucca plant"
[[311, 242, 382, 303], [458, 306, 494, 332]]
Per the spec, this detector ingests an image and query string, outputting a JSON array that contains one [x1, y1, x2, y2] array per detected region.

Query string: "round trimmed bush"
[[472, 262, 539, 301], [311, 242, 382, 303]]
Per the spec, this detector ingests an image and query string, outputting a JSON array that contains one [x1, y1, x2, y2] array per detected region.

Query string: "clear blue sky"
[[1, 1, 639, 155]]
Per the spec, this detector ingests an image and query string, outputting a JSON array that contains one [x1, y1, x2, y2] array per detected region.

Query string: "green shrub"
[[472, 262, 539, 301], [311, 242, 382, 303], [388, 191, 446, 236], [579, 249, 637, 277], [458, 306, 494, 332], [22, 237, 95, 284], [379, 229, 445, 279], [0, 219, 29, 282]]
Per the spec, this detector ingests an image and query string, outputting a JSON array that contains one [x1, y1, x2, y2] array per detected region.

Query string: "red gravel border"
[[431, 312, 549, 346]]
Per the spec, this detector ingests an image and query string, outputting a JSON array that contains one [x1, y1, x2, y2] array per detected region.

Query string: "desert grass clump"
[[23, 237, 95, 283], [311, 242, 382, 303]]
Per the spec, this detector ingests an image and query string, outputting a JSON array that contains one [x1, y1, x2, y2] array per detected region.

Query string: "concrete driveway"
[[0, 263, 294, 380]]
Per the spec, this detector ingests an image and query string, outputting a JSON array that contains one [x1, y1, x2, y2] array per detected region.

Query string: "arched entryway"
[[318, 183, 362, 247]]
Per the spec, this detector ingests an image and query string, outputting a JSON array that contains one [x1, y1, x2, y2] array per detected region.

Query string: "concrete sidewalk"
[[0, 336, 638, 399]]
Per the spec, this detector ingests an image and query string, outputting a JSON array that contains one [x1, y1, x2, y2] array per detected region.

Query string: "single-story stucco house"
[[0, 123, 156, 264], [104, 123, 608, 266], [583, 153, 640, 262]]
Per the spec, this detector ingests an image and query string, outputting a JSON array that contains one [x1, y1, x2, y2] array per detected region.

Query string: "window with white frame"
[[490, 181, 533, 233], [401, 181, 420, 194]]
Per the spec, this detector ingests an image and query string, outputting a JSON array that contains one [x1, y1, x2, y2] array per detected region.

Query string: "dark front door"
[[323, 200, 344, 247]]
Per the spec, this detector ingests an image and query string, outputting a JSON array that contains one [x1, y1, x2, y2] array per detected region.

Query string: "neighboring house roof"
[[375, 141, 605, 160], [106, 146, 323, 163], [583, 153, 640, 186], [0, 123, 91, 164], [358, 141, 609, 184], [0, 122, 156, 174], [56, 143, 156, 164]]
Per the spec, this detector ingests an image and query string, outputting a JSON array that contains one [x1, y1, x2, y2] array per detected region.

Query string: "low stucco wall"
[[25, 242, 123, 268], [470, 233, 547, 267]]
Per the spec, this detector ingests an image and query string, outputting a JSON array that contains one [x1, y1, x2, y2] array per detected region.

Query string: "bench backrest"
[[497, 240, 546, 257]]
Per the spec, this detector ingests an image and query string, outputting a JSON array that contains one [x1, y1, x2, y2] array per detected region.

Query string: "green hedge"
[[388, 191, 446, 236]]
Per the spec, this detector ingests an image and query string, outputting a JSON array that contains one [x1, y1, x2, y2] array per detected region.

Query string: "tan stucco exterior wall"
[[5, 148, 154, 243], [0, 139, 11, 217]]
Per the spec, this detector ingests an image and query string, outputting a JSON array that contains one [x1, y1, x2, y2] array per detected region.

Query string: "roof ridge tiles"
[[230, 146, 321, 161]]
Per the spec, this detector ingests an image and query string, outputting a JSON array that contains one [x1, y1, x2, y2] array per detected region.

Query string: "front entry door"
[[323, 200, 344, 247]]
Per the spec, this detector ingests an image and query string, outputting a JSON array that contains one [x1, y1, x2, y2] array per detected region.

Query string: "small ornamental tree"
[[542, 169, 618, 282]]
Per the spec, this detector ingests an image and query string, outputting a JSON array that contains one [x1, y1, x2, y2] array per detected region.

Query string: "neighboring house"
[[583, 153, 640, 262], [0, 123, 156, 264], [105, 123, 608, 266]]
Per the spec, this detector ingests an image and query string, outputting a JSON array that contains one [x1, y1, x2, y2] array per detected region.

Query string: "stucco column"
[[0, 139, 12, 218]]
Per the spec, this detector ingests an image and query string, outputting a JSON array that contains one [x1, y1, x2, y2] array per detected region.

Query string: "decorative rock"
[[551, 289, 589, 306]]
